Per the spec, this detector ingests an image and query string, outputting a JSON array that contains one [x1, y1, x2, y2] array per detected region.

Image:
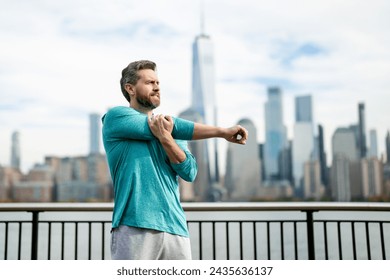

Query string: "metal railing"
[[0, 202, 390, 260]]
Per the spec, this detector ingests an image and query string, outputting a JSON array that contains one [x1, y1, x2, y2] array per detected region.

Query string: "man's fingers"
[[148, 114, 172, 134], [158, 115, 166, 128], [236, 126, 248, 144], [240, 127, 248, 141]]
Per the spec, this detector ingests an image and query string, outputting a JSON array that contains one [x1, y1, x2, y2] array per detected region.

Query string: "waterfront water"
[[1, 211, 390, 260]]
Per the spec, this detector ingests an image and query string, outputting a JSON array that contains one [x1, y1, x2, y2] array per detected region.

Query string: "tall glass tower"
[[331, 127, 359, 201], [292, 95, 314, 190], [332, 127, 359, 161], [225, 118, 261, 200], [386, 131, 390, 163], [295, 95, 313, 122], [10, 131, 21, 170], [264, 87, 287, 180], [358, 102, 367, 158], [191, 31, 219, 184], [318, 124, 328, 188], [368, 129, 378, 158]]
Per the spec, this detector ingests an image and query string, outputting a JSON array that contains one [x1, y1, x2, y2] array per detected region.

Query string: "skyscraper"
[[10, 131, 21, 170], [330, 154, 351, 201], [278, 140, 293, 183], [295, 95, 313, 122], [292, 95, 314, 192], [293, 123, 314, 189], [368, 129, 378, 158], [303, 160, 324, 200], [317, 124, 328, 188], [386, 131, 390, 163], [331, 127, 359, 201], [225, 118, 261, 200], [358, 103, 367, 158], [361, 157, 383, 198], [191, 28, 219, 184], [332, 127, 359, 161], [264, 87, 287, 181], [89, 113, 101, 154]]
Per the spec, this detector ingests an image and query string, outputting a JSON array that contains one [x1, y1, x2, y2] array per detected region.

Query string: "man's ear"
[[125, 84, 135, 97]]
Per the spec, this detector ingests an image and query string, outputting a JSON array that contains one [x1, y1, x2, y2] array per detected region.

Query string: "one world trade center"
[[191, 31, 220, 188]]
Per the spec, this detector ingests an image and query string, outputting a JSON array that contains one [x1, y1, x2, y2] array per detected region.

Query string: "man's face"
[[132, 69, 160, 110]]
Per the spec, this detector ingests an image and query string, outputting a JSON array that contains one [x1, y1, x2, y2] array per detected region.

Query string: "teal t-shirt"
[[102, 106, 197, 237]]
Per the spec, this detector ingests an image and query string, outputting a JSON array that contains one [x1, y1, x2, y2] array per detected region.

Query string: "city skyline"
[[0, 0, 389, 172], [4, 95, 387, 176]]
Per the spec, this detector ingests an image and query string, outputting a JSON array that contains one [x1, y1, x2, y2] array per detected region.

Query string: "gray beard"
[[136, 96, 159, 110]]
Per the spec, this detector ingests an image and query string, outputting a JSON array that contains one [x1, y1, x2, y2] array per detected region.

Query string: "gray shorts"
[[110, 225, 192, 260]]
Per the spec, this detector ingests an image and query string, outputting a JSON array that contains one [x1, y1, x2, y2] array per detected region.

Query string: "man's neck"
[[129, 103, 153, 116]]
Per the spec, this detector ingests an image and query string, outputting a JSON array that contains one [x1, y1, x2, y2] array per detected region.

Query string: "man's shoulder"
[[102, 106, 136, 124], [106, 106, 132, 114], [105, 106, 139, 117]]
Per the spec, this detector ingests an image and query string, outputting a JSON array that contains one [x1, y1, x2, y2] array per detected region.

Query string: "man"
[[102, 60, 248, 260]]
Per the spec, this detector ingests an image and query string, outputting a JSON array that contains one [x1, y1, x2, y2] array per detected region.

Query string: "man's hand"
[[148, 114, 172, 141], [147, 114, 186, 164], [222, 125, 248, 145], [162, 115, 174, 134]]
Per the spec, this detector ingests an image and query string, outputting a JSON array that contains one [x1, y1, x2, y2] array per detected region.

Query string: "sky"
[[0, 0, 389, 173]]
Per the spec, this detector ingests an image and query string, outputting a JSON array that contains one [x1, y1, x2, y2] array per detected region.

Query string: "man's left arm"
[[192, 122, 248, 144], [171, 116, 248, 145], [148, 115, 197, 182], [148, 114, 187, 164]]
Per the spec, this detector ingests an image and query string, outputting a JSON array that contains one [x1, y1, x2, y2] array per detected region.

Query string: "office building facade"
[[264, 87, 287, 181], [89, 113, 101, 155], [358, 103, 367, 158], [368, 129, 378, 158], [191, 32, 219, 185], [292, 95, 314, 194], [10, 131, 21, 170], [225, 118, 261, 200]]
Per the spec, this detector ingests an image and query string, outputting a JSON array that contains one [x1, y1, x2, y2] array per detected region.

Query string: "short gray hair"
[[120, 60, 157, 102]]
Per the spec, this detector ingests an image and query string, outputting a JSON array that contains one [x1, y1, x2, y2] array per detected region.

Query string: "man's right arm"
[[102, 107, 155, 141]]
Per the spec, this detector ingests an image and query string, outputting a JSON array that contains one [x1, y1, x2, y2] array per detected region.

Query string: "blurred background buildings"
[[1, 23, 389, 203]]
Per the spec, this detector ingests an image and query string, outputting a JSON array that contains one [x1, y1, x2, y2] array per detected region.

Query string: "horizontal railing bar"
[[189, 220, 305, 222], [190, 220, 390, 223], [0, 203, 113, 212], [0, 221, 111, 223], [4, 219, 389, 223], [0, 221, 35, 223], [187, 202, 390, 212], [5, 220, 389, 225], [314, 220, 390, 223], [1, 202, 390, 212]]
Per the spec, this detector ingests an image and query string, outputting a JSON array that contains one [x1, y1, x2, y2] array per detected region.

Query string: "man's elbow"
[[187, 169, 198, 182], [180, 168, 197, 182], [184, 162, 199, 182]]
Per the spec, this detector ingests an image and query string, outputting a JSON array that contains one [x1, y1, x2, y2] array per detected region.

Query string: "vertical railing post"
[[212, 222, 216, 260], [239, 222, 243, 260], [30, 211, 40, 260], [199, 222, 203, 260], [304, 210, 316, 260]]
